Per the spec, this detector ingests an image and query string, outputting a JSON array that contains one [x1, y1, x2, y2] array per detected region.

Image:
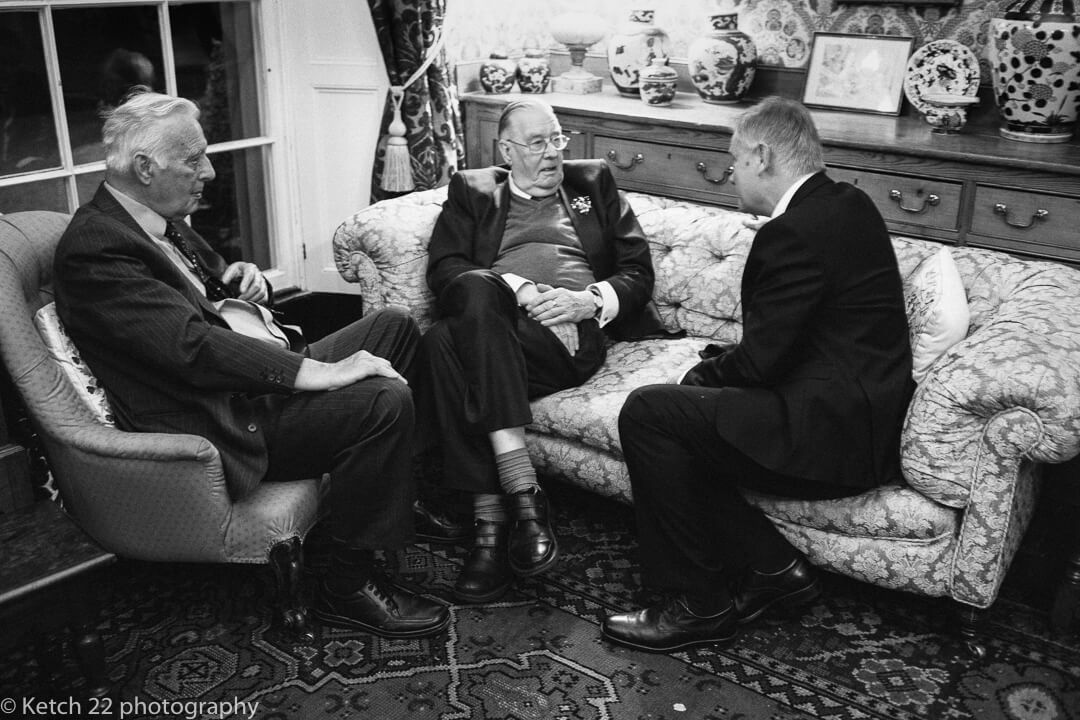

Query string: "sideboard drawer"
[[829, 167, 963, 233], [593, 135, 739, 208], [968, 186, 1080, 262]]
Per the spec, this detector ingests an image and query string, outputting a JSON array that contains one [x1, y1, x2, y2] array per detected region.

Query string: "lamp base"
[[552, 72, 602, 94]]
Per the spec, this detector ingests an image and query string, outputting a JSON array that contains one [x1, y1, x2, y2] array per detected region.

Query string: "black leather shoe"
[[602, 595, 737, 653], [413, 499, 471, 544], [454, 520, 514, 603], [508, 488, 559, 577], [313, 574, 450, 638], [734, 557, 821, 624]]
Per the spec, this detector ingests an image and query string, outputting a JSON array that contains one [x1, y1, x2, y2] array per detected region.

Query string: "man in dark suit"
[[602, 97, 915, 652], [422, 99, 669, 603], [53, 89, 449, 638]]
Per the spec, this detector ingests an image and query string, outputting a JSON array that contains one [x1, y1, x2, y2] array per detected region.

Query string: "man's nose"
[[200, 156, 216, 181]]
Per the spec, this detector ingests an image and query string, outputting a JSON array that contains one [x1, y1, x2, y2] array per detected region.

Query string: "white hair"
[[733, 96, 824, 177], [101, 89, 200, 174]]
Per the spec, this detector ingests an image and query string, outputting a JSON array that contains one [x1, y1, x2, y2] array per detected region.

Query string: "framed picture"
[[802, 33, 915, 115]]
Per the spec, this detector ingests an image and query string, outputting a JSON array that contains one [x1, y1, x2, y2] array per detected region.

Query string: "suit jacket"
[[53, 184, 303, 500], [427, 159, 670, 340], [684, 173, 915, 490]]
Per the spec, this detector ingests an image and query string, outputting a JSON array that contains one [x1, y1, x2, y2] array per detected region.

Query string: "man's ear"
[[133, 153, 155, 185], [496, 140, 512, 167], [754, 143, 771, 174]]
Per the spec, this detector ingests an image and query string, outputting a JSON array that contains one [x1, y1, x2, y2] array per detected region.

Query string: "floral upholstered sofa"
[[333, 186, 1080, 647]]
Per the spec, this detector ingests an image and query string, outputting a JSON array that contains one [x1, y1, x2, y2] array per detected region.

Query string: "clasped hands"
[[517, 282, 594, 357]]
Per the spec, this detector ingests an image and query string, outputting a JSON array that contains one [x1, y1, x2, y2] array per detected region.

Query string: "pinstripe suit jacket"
[[54, 183, 303, 499]]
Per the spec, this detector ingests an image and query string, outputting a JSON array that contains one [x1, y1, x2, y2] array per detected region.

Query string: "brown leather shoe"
[[733, 557, 821, 624], [313, 573, 450, 638], [602, 595, 737, 652], [508, 488, 559, 577], [454, 520, 514, 603]]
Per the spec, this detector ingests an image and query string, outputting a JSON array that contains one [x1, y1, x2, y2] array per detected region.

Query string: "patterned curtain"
[[369, 0, 463, 202]]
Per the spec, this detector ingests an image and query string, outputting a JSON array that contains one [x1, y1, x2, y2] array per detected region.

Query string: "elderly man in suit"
[[53, 89, 449, 639], [602, 97, 915, 652], [421, 98, 671, 603]]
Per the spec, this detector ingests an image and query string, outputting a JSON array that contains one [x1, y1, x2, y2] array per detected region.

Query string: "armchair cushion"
[[33, 302, 115, 426], [904, 246, 970, 383]]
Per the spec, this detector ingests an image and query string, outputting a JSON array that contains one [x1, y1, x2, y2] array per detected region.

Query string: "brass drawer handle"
[[994, 203, 1049, 229], [696, 162, 734, 185], [606, 150, 644, 171], [889, 189, 939, 214]]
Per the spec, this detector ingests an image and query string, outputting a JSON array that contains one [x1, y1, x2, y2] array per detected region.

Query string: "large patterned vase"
[[479, 53, 517, 94], [688, 12, 757, 104], [989, 0, 1080, 143], [607, 9, 671, 97], [517, 50, 551, 93]]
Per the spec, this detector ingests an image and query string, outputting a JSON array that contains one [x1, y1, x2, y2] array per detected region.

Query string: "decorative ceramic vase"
[[639, 57, 678, 106], [516, 49, 551, 93], [608, 9, 671, 97], [479, 53, 517, 94], [687, 10, 757, 104], [921, 93, 979, 135], [988, 0, 1080, 143]]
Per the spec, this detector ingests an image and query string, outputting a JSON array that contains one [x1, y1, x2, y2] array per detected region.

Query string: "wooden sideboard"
[[461, 90, 1080, 266]]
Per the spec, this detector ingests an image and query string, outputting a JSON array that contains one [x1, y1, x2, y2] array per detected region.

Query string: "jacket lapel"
[[558, 180, 602, 259]]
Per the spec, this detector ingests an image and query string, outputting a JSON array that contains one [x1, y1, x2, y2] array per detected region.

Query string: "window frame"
[[0, 0, 299, 289]]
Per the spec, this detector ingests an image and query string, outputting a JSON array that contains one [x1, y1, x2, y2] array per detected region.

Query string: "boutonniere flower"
[[570, 196, 592, 215]]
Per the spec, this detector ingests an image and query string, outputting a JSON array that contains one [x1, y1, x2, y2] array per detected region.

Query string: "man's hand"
[[293, 350, 406, 391], [548, 321, 579, 356], [741, 215, 769, 232], [222, 261, 269, 304], [526, 283, 595, 326]]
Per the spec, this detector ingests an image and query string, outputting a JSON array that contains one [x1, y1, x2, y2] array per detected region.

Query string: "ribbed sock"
[[494, 447, 539, 495], [327, 544, 375, 592], [473, 493, 509, 524]]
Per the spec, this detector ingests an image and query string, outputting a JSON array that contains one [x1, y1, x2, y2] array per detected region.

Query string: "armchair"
[[0, 211, 324, 638]]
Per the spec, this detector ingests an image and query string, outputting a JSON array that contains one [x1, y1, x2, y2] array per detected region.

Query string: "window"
[[0, 1, 274, 269]]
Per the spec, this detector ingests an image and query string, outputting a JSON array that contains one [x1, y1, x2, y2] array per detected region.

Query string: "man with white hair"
[[53, 89, 449, 639], [603, 97, 915, 652]]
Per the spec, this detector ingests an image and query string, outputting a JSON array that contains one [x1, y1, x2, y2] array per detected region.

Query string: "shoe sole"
[[415, 532, 470, 545], [509, 543, 560, 578], [311, 607, 451, 638], [601, 626, 737, 653], [453, 581, 512, 604], [737, 580, 822, 625]]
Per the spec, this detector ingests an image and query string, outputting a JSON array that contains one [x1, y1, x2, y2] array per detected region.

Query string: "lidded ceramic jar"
[[516, 49, 551, 93], [639, 57, 678, 106], [687, 7, 757, 104], [607, 9, 671, 97], [988, 0, 1080, 142], [479, 52, 517, 94]]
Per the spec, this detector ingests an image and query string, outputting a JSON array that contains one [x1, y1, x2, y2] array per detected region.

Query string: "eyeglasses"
[[502, 134, 571, 155]]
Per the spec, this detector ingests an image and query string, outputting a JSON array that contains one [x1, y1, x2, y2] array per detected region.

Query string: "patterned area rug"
[[3, 482, 1079, 720]]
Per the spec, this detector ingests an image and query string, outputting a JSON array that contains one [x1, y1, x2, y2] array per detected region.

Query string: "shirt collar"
[[508, 176, 533, 200], [104, 182, 169, 240], [771, 172, 817, 219]]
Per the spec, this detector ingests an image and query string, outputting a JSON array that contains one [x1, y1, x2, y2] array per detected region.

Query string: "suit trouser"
[[261, 306, 420, 550], [418, 270, 606, 494], [619, 383, 859, 594]]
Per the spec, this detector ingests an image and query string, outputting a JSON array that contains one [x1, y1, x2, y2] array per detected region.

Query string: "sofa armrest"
[[902, 259, 1080, 508], [331, 187, 448, 331]]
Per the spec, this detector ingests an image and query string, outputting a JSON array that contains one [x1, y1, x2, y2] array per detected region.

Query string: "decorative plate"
[[903, 39, 980, 115]]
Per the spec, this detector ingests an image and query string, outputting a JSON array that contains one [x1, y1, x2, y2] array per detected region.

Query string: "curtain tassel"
[[380, 87, 414, 193]]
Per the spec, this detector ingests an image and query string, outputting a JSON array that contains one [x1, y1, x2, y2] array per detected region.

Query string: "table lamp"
[[550, 12, 607, 94]]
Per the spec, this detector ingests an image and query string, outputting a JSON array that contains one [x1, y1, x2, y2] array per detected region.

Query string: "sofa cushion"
[[905, 246, 970, 383], [528, 336, 703, 455], [743, 484, 956, 541], [33, 302, 115, 426]]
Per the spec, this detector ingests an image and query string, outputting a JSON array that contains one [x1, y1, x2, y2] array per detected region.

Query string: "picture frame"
[[802, 33, 915, 116]]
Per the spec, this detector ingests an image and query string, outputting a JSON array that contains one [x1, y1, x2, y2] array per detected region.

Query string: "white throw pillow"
[[33, 303, 115, 426], [904, 245, 970, 384]]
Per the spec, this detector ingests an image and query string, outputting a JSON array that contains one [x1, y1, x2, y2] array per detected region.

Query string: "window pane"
[[76, 171, 106, 207], [0, 178, 68, 214], [192, 146, 270, 268], [171, 2, 261, 144], [0, 11, 61, 176], [53, 5, 166, 166]]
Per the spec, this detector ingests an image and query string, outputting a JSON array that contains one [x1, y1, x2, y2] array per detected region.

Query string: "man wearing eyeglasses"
[[421, 98, 673, 604]]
